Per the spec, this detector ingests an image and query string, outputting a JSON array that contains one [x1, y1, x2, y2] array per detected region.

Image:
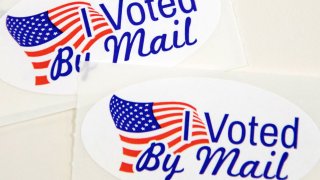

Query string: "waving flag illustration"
[[109, 95, 210, 173], [6, 1, 113, 86]]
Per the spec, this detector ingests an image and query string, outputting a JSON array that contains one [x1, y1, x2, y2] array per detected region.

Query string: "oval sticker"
[[82, 78, 320, 180], [0, 0, 220, 94]]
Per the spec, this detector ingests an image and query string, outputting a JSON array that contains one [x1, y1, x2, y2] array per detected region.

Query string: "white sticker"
[[0, 0, 220, 94], [82, 78, 320, 180]]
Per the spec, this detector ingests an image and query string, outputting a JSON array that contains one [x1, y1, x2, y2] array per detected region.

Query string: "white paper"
[[72, 63, 320, 180], [0, 0, 245, 95], [0, 79, 76, 127]]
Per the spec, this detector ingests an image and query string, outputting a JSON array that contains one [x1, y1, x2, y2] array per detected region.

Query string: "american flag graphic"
[[109, 95, 210, 173], [6, 1, 113, 85]]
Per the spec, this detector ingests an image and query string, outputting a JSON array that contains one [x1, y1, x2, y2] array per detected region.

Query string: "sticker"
[[0, 0, 220, 94], [82, 78, 320, 180]]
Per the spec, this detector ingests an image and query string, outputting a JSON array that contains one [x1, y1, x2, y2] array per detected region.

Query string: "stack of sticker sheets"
[[0, 0, 319, 180]]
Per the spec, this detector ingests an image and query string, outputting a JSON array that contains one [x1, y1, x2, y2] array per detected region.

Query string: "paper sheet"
[[72, 63, 320, 180], [0, 79, 76, 126]]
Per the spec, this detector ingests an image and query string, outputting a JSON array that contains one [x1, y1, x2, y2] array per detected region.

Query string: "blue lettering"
[[104, 29, 151, 63], [99, 0, 124, 30], [178, 0, 197, 13], [136, 142, 165, 171], [50, 46, 73, 81], [260, 124, 278, 147], [281, 118, 299, 149], [158, 0, 177, 18], [197, 146, 239, 175], [127, 2, 146, 26], [162, 154, 184, 180], [136, 142, 184, 179], [104, 17, 196, 63], [249, 117, 259, 146], [204, 113, 229, 143], [197, 147, 289, 179], [145, 0, 159, 21], [228, 121, 246, 145]]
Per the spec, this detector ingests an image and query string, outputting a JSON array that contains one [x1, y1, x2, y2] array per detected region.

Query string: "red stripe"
[[174, 139, 209, 154], [120, 127, 182, 144], [89, 9, 99, 13], [154, 102, 196, 111], [119, 162, 134, 173], [53, 12, 78, 26], [160, 119, 182, 128], [60, 18, 81, 32], [193, 125, 206, 129], [73, 34, 85, 49], [192, 131, 208, 136], [193, 115, 201, 121], [193, 118, 205, 125], [81, 29, 113, 53], [156, 113, 183, 120], [48, 1, 91, 14], [49, 7, 79, 20], [123, 148, 141, 157], [90, 13, 103, 18], [153, 107, 184, 113], [32, 60, 51, 69], [91, 17, 106, 23], [93, 22, 109, 31], [26, 25, 82, 57], [35, 76, 50, 85], [168, 136, 181, 148]]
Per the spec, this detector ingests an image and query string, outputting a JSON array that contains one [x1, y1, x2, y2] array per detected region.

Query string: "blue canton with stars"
[[110, 95, 161, 133], [6, 12, 62, 47]]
